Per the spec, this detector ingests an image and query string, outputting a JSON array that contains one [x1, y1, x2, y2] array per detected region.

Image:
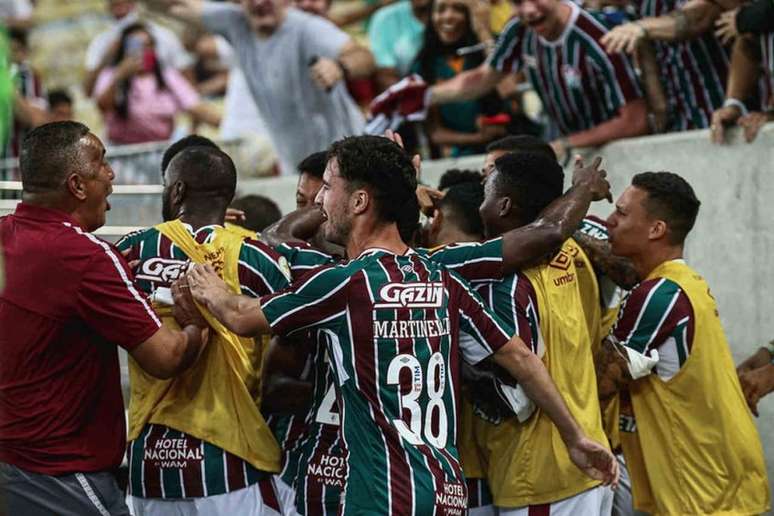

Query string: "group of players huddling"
[[117, 130, 768, 516]]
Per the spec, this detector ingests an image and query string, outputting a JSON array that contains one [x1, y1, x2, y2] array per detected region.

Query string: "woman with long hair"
[[412, 0, 509, 156], [95, 23, 219, 145]]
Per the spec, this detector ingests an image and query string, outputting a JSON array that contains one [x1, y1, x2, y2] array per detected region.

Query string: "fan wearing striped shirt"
[[424, 0, 649, 163]]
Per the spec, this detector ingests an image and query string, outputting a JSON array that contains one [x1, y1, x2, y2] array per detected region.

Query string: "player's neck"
[[178, 207, 226, 231], [437, 226, 482, 246], [346, 221, 408, 258], [631, 244, 684, 279]]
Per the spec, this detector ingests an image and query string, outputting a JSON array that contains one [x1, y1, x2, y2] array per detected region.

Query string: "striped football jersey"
[[636, 0, 729, 130], [489, 1, 643, 135], [260, 248, 513, 515]]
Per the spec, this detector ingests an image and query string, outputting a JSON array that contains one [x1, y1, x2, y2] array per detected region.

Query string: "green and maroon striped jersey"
[[116, 224, 291, 298], [609, 263, 695, 381], [116, 224, 291, 499], [489, 1, 643, 136], [636, 0, 729, 130], [260, 248, 513, 515]]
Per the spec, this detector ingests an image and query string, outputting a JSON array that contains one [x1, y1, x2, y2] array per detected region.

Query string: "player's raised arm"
[[177, 264, 272, 337], [492, 336, 619, 486], [499, 156, 612, 274]]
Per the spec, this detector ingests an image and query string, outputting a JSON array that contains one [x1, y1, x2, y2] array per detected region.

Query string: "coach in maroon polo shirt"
[[0, 122, 209, 516]]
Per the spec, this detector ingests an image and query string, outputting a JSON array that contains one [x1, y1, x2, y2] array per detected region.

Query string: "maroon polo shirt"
[[0, 203, 161, 475]]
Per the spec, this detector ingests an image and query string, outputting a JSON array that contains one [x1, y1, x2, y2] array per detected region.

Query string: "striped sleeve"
[[449, 271, 512, 365], [275, 241, 336, 279], [505, 273, 540, 355], [488, 18, 524, 73], [260, 265, 352, 337], [238, 238, 292, 297], [610, 277, 694, 356], [578, 215, 609, 241], [426, 238, 504, 281], [577, 12, 642, 108]]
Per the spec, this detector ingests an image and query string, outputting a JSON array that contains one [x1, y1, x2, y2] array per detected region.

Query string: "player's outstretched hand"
[[568, 436, 620, 488], [572, 156, 612, 203], [186, 264, 231, 306], [171, 275, 208, 328]]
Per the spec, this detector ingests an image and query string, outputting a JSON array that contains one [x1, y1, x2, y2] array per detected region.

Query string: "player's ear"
[[172, 181, 186, 207], [649, 219, 668, 241], [498, 196, 512, 218], [351, 188, 369, 215]]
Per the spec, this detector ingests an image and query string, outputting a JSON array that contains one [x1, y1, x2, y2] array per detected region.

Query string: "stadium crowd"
[[0, 0, 773, 515]]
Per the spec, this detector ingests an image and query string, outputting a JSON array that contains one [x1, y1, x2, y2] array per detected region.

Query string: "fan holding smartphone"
[[94, 23, 219, 145]]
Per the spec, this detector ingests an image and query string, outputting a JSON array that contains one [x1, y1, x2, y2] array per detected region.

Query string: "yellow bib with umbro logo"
[[480, 239, 608, 507]]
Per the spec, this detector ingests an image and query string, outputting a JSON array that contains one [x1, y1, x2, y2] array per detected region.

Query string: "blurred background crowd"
[[0, 0, 770, 186]]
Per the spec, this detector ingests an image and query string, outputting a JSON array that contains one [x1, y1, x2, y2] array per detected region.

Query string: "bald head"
[[20, 121, 92, 194]]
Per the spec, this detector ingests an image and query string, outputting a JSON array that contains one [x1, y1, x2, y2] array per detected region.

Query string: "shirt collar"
[[13, 202, 81, 227]]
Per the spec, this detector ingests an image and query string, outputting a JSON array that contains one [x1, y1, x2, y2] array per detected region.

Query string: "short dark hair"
[[486, 135, 557, 161], [20, 121, 91, 193], [437, 169, 481, 191], [166, 145, 237, 202], [493, 152, 564, 224], [230, 194, 282, 233], [631, 172, 700, 244], [47, 89, 73, 109], [440, 180, 484, 237], [327, 136, 419, 227], [297, 151, 327, 179], [161, 134, 220, 173]]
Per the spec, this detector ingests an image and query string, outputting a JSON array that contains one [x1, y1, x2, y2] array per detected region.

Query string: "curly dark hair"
[[493, 152, 565, 224], [632, 172, 700, 245], [112, 23, 167, 120], [327, 136, 419, 242]]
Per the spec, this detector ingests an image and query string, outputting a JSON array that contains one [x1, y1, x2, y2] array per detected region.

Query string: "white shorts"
[[127, 479, 282, 516], [273, 475, 300, 516], [497, 484, 613, 516]]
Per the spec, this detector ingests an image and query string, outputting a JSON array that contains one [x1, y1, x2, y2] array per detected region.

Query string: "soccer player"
[[468, 152, 611, 515], [601, 0, 730, 131], [117, 146, 293, 514], [179, 135, 618, 515], [595, 172, 770, 514], [371, 0, 648, 162]]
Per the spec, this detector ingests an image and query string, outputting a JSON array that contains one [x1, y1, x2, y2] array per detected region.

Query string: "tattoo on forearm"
[[595, 339, 634, 401]]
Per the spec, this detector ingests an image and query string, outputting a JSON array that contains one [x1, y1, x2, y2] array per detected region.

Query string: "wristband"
[[723, 97, 749, 117]]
